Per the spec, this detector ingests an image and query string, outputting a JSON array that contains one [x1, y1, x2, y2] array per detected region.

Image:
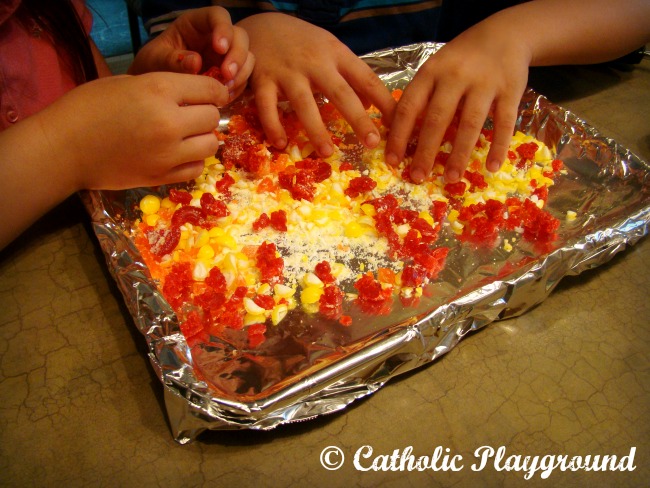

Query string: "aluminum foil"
[[83, 43, 650, 444]]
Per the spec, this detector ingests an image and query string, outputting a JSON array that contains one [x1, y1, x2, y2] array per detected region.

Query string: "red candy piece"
[[162, 262, 193, 309], [253, 295, 275, 310], [516, 141, 539, 161], [319, 284, 344, 319], [202, 65, 226, 83], [180, 311, 204, 345], [247, 323, 267, 348], [444, 181, 467, 197], [270, 210, 288, 232], [314, 261, 335, 284], [171, 205, 207, 228], [147, 226, 181, 257], [252, 212, 271, 231], [168, 188, 192, 205], [215, 173, 236, 195], [345, 176, 377, 198], [256, 242, 284, 284], [205, 267, 227, 294], [200, 193, 229, 218]]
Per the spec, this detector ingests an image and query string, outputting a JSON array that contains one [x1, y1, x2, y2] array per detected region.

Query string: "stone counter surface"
[[1, 59, 648, 488]]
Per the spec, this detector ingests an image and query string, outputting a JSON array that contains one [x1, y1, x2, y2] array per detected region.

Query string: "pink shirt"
[[0, 0, 93, 131]]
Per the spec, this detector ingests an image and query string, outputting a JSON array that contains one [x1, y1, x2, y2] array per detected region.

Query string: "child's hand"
[[384, 21, 530, 183], [42, 72, 229, 189], [129, 7, 254, 100], [237, 13, 396, 157]]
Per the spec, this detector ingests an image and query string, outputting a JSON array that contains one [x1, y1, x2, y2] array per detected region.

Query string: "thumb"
[[130, 45, 204, 75], [173, 50, 203, 75]]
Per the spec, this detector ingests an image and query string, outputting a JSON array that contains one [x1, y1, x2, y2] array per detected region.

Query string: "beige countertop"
[[1, 59, 648, 487]]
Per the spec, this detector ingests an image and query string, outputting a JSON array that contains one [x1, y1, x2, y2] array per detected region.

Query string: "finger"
[[205, 7, 234, 55], [175, 6, 233, 52], [486, 95, 520, 172], [172, 74, 229, 107], [284, 81, 333, 157], [176, 104, 221, 136], [254, 81, 286, 149], [178, 132, 221, 165], [132, 41, 203, 75], [177, 51, 203, 74], [320, 75, 380, 149], [444, 92, 493, 182], [229, 51, 255, 101], [159, 160, 206, 185], [384, 77, 432, 169], [343, 61, 397, 126], [409, 84, 463, 183], [194, 7, 237, 70], [219, 26, 250, 81]]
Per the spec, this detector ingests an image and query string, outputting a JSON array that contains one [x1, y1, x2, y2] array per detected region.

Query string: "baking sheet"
[[84, 43, 650, 443]]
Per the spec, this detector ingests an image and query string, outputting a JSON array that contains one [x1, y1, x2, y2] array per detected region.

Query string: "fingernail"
[[181, 54, 200, 74], [226, 79, 235, 89], [410, 167, 425, 183], [385, 152, 398, 166], [365, 132, 380, 148], [217, 37, 229, 52], [229, 63, 238, 78], [275, 138, 287, 149], [487, 159, 501, 172], [319, 143, 334, 157], [446, 169, 460, 182]]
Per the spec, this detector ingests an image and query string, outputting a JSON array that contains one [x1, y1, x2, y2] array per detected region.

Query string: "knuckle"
[[446, 155, 468, 173], [347, 111, 371, 130], [395, 99, 419, 120], [290, 91, 316, 111], [359, 67, 384, 90], [461, 111, 487, 132], [205, 134, 220, 155], [328, 80, 353, 104], [420, 110, 446, 131]]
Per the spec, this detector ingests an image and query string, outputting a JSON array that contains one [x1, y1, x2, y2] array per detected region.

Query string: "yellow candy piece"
[[273, 284, 295, 298], [244, 297, 266, 315], [344, 221, 363, 238], [418, 211, 434, 226], [303, 272, 324, 288], [271, 304, 288, 325], [197, 244, 215, 260], [145, 214, 160, 227], [257, 283, 271, 295], [213, 233, 237, 249], [244, 313, 267, 326], [160, 197, 175, 209], [301, 286, 323, 305], [139, 195, 161, 215], [194, 230, 210, 248], [361, 203, 376, 217]]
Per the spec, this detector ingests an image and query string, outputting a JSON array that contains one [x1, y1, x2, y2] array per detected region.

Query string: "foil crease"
[[83, 43, 650, 444]]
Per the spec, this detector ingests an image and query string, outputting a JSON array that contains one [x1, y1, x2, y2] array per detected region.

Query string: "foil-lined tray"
[[83, 43, 650, 443]]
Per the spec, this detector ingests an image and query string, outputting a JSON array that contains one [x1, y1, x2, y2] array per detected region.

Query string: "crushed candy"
[[132, 93, 565, 349]]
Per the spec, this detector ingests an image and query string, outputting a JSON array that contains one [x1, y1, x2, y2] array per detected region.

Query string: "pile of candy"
[[133, 93, 564, 349]]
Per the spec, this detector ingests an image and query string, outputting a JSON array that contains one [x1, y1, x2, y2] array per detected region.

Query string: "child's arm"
[[0, 72, 229, 250], [386, 0, 650, 183], [236, 13, 397, 157]]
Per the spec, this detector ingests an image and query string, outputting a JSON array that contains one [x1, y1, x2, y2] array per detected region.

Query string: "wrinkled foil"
[[83, 43, 650, 444]]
